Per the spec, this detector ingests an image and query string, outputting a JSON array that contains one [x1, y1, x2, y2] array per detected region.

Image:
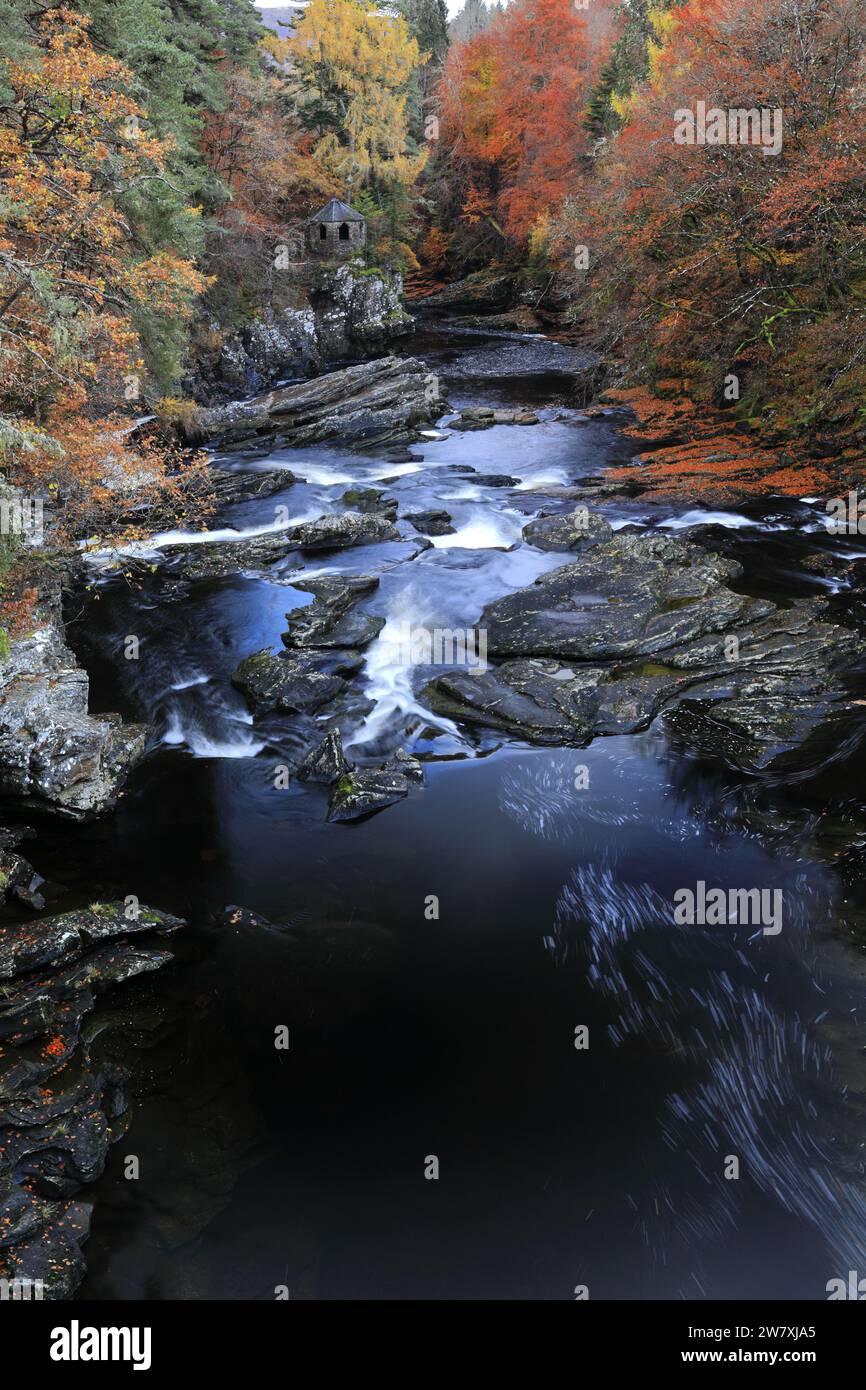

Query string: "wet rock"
[[404, 509, 455, 536], [0, 850, 46, 911], [209, 466, 297, 504], [470, 474, 519, 489], [0, 1186, 60, 1248], [287, 511, 399, 551], [425, 657, 687, 745], [341, 487, 398, 520], [424, 556, 865, 774], [297, 730, 351, 785], [522, 510, 613, 552], [414, 270, 518, 315], [480, 533, 766, 661], [164, 530, 298, 580], [0, 899, 184, 1298], [323, 746, 424, 821], [799, 551, 857, 580], [231, 649, 353, 715], [3, 1201, 91, 1300], [660, 605, 866, 773], [327, 767, 412, 822], [497, 409, 540, 425], [426, 660, 588, 742], [385, 748, 424, 783], [451, 407, 494, 431], [0, 826, 35, 852], [0, 592, 147, 820], [452, 408, 539, 430], [185, 356, 443, 451], [282, 575, 384, 649], [381, 445, 417, 463], [0, 903, 181, 981]]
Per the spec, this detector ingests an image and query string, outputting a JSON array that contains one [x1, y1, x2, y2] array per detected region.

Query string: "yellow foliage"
[[647, 3, 679, 84], [289, 0, 426, 195], [611, 90, 634, 122], [528, 210, 551, 259]]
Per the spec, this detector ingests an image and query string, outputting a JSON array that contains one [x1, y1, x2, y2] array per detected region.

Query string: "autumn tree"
[[198, 57, 339, 328], [0, 7, 209, 534], [79, 0, 266, 215], [492, 0, 612, 242], [566, 0, 866, 445], [432, 0, 613, 265], [289, 0, 427, 254], [433, 24, 509, 265]]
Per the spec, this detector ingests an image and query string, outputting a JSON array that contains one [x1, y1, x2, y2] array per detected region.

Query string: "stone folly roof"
[[309, 198, 365, 224]]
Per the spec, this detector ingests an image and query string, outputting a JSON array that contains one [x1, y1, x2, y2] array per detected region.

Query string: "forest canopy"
[[1, 0, 864, 644]]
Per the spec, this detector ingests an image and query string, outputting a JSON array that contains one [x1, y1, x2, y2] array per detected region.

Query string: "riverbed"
[[31, 322, 866, 1300]]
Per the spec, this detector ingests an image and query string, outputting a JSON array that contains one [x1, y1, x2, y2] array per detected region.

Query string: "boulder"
[[185, 356, 443, 451], [341, 487, 398, 520], [164, 530, 298, 580], [327, 767, 411, 822], [0, 616, 146, 820], [287, 511, 399, 551], [208, 466, 297, 504], [451, 408, 539, 429], [479, 533, 766, 661], [282, 575, 383, 649], [424, 535, 865, 776], [231, 648, 358, 715], [404, 509, 455, 537], [522, 510, 613, 552], [0, 900, 183, 1298], [469, 474, 519, 488], [297, 730, 351, 785]]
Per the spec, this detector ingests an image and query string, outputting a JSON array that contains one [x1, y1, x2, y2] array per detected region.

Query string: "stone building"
[[307, 198, 366, 257]]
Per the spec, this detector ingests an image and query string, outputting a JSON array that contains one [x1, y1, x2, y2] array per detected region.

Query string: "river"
[[31, 322, 866, 1300]]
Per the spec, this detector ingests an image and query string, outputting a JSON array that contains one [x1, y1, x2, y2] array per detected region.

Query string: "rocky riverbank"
[[0, 569, 146, 820], [1, 352, 445, 821], [191, 261, 414, 403], [0, 344, 435, 1301], [588, 386, 859, 507], [412, 270, 865, 507], [176, 354, 443, 451], [0, 894, 183, 1297]]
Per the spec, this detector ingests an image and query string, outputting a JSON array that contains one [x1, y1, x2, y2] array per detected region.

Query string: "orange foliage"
[[419, 226, 450, 271], [565, 0, 866, 448], [0, 8, 210, 534], [200, 64, 337, 235], [436, 0, 614, 246], [598, 387, 837, 505]]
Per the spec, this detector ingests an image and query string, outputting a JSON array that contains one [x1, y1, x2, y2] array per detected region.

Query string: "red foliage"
[[436, 0, 614, 245]]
